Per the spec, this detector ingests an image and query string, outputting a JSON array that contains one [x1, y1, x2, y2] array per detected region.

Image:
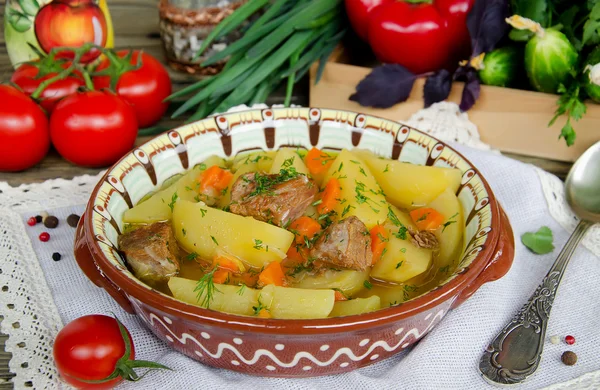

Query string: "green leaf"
[[557, 5, 580, 47], [584, 2, 600, 45], [17, 0, 39, 17], [521, 226, 555, 254], [559, 119, 577, 146], [510, 0, 549, 26], [6, 7, 32, 33]]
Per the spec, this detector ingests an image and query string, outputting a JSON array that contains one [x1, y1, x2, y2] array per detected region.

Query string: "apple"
[[34, 0, 107, 63]]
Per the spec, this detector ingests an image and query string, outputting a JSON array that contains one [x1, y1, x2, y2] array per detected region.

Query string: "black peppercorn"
[[561, 351, 577, 366], [35, 215, 43, 223], [44, 216, 59, 229], [52, 252, 61, 261], [67, 214, 80, 228]]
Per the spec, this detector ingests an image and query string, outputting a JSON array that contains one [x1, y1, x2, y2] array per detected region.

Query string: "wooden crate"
[[309, 55, 600, 163]]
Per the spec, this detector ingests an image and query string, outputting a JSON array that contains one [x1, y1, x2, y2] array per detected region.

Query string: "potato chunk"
[[356, 150, 461, 208], [427, 188, 464, 268], [123, 156, 227, 224], [172, 200, 294, 268], [370, 235, 433, 284], [329, 296, 381, 317], [232, 151, 274, 172], [269, 148, 310, 175], [259, 284, 335, 319], [322, 149, 387, 229], [290, 269, 369, 297], [168, 277, 259, 316]]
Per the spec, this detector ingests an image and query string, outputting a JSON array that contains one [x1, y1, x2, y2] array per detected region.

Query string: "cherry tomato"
[[94, 51, 172, 128], [11, 63, 84, 113], [0, 85, 50, 172], [50, 91, 138, 167], [54, 315, 170, 389], [53, 315, 132, 389]]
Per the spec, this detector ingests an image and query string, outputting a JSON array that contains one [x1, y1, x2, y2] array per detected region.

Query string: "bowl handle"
[[74, 214, 135, 314], [452, 203, 515, 308]]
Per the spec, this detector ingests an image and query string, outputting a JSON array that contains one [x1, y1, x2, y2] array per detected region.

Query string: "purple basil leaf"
[[468, 0, 510, 56], [350, 64, 417, 108], [453, 64, 470, 81], [459, 69, 481, 111], [423, 69, 452, 107]]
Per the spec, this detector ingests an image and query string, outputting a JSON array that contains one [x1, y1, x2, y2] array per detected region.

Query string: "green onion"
[[168, 0, 346, 118]]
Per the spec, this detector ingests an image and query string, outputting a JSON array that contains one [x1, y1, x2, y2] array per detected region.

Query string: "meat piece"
[[229, 172, 318, 227], [118, 222, 180, 285], [408, 227, 439, 249], [309, 216, 372, 271]]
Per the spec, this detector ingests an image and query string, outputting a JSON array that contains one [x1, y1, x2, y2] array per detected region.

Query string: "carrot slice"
[[409, 207, 445, 231], [334, 290, 348, 301], [370, 225, 389, 265], [213, 269, 230, 284], [317, 178, 341, 214], [257, 308, 271, 318], [198, 165, 233, 194], [212, 255, 243, 273], [305, 147, 334, 176], [286, 245, 307, 263], [289, 216, 321, 245], [258, 261, 286, 287]]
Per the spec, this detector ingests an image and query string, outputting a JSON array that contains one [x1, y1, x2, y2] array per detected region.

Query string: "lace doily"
[[0, 173, 104, 389], [405, 102, 495, 152], [1, 104, 598, 390], [535, 168, 600, 258]]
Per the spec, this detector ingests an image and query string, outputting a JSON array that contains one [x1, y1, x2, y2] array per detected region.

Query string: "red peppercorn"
[[565, 335, 575, 345], [39, 232, 50, 242], [27, 217, 37, 226]]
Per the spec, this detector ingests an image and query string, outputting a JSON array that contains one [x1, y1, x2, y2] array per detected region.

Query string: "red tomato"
[[11, 63, 84, 113], [94, 51, 172, 128], [0, 85, 50, 172], [50, 91, 138, 167], [53, 315, 133, 389], [347, 0, 474, 74], [34, 0, 107, 63]]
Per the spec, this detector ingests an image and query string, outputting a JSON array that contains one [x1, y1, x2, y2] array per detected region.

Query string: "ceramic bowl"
[[74, 107, 514, 377]]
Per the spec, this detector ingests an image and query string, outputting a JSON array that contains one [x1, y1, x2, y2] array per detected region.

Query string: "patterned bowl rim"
[[82, 107, 502, 334]]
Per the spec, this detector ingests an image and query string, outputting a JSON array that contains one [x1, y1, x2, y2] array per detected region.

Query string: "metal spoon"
[[479, 141, 600, 385]]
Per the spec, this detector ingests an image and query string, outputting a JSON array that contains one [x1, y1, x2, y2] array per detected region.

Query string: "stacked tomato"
[[0, 49, 171, 171]]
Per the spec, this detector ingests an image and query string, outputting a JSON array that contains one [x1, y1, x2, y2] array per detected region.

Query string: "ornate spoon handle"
[[479, 220, 592, 385]]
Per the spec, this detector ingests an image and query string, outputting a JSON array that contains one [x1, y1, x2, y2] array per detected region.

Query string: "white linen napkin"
[[2, 144, 599, 390]]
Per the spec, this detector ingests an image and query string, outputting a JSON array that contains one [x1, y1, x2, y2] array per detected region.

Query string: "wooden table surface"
[[0, 0, 573, 387]]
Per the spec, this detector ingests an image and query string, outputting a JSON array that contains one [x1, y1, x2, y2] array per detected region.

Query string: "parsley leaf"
[[168, 192, 178, 212], [194, 267, 220, 308], [521, 226, 554, 254], [549, 82, 586, 147], [583, 2, 600, 46], [185, 252, 199, 261], [442, 212, 459, 232]]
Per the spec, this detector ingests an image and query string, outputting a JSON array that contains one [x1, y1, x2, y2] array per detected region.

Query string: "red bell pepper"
[[345, 0, 474, 74]]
